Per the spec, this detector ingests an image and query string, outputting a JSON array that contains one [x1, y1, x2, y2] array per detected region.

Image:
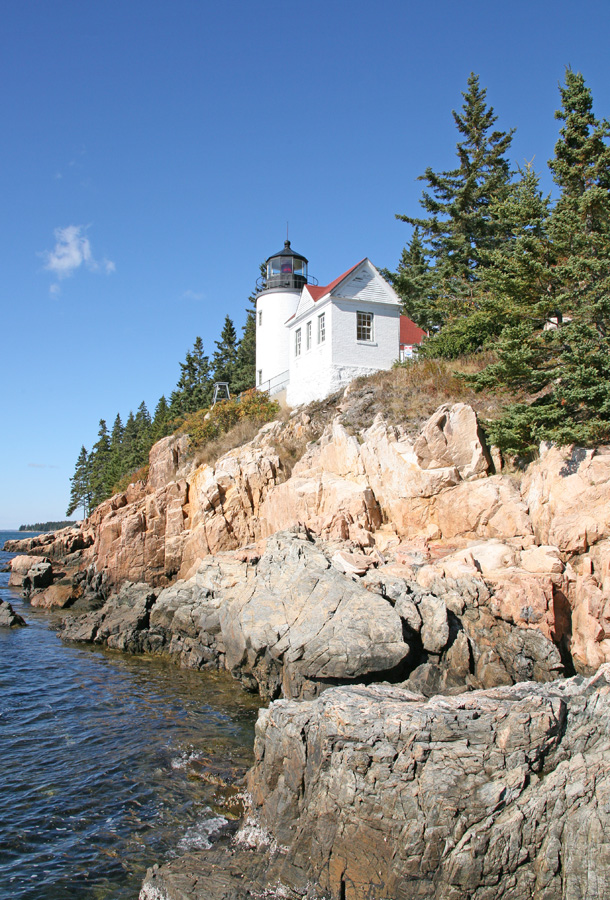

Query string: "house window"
[[258, 369, 263, 385], [258, 310, 262, 326], [306, 320, 312, 350], [295, 328, 302, 356], [318, 313, 325, 343], [357, 311, 373, 342]]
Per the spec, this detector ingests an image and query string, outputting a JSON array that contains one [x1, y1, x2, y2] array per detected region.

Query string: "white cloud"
[[41, 225, 115, 294], [182, 289, 204, 301]]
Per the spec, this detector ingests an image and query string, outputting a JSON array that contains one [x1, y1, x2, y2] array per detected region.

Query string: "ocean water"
[[0, 531, 261, 900]]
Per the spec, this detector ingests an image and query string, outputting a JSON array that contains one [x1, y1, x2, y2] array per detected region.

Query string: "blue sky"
[[1, 0, 609, 529]]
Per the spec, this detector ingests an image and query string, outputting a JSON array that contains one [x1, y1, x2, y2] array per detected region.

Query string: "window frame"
[[295, 327, 302, 357], [306, 320, 312, 351], [318, 312, 326, 344], [356, 311, 374, 342]]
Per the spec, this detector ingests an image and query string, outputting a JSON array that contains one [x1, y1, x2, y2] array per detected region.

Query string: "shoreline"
[[7, 395, 610, 898]]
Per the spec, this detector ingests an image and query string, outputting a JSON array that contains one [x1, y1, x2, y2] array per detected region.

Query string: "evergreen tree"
[[121, 411, 140, 473], [473, 71, 610, 453], [151, 395, 171, 443], [107, 413, 125, 490], [89, 420, 112, 508], [232, 302, 256, 393], [170, 337, 213, 415], [381, 229, 437, 331], [395, 72, 514, 321], [66, 446, 92, 518], [547, 68, 610, 331], [477, 163, 552, 319], [134, 401, 152, 467], [423, 164, 552, 358], [232, 265, 265, 394], [211, 315, 238, 387]]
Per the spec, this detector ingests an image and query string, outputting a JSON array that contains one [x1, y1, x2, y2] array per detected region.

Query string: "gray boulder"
[[59, 582, 157, 649], [142, 667, 610, 899], [0, 600, 27, 627], [60, 532, 410, 700], [216, 532, 409, 699], [243, 666, 610, 899], [60, 532, 565, 701]]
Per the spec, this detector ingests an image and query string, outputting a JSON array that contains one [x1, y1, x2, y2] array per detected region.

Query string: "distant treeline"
[[19, 520, 77, 532]]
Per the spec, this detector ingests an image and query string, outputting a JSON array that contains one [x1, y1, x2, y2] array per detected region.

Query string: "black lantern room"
[[263, 240, 310, 291]]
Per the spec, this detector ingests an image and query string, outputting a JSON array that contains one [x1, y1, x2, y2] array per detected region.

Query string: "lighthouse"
[[254, 240, 414, 407], [255, 240, 314, 393]]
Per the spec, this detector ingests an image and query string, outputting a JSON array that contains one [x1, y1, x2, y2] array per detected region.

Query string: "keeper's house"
[[255, 240, 425, 407]]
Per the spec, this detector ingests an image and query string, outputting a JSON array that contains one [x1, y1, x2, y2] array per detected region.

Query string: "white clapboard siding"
[[333, 266, 399, 306]]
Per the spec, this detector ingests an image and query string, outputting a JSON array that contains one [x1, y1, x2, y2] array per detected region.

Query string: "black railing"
[[256, 273, 318, 293]]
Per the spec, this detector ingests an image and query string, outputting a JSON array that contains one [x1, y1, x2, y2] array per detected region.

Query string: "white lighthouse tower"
[[255, 240, 314, 394]]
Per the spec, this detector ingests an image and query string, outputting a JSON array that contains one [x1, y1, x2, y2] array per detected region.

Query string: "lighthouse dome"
[[264, 240, 309, 292]]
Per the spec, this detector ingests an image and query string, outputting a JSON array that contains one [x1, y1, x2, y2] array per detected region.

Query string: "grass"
[[336, 354, 514, 436], [161, 356, 523, 477], [193, 417, 271, 468], [178, 389, 280, 468]]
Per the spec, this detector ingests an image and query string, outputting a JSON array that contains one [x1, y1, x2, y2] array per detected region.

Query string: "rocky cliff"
[[9, 397, 610, 679], [8, 387, 610, 898], [142, 665, 610, 900]]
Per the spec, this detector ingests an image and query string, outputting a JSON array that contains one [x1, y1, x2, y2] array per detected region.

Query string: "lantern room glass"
[[260, 241, 313, 292]]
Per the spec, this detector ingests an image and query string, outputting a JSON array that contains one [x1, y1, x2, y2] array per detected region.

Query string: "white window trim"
[[295, 328, 302, 357], [317, 312, 326, 344], [356, 310, 374, 342], [306, 320, 312, 351]]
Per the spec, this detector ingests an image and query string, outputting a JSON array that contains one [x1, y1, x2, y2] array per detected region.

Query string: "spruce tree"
[[381, 229, 437, 331], [151, 395, 171, 443], [474, 71, 610, 453], [189, 337, 213, 410], [547, 68, 610, 331], [212, 316, 238, 388], [89, 420, 112, 508], [134, 401, 152, 467], [232, 268, 265, 395], [232, 303, 256, 393], [66, 446, 92, 518], [107, 413, 125, 490], [424, 164, 552, 358], [395, 72, 514, 320], [121, 411, 140, 473], [477, 164, 552, 320], [170, 337, 213, 415]]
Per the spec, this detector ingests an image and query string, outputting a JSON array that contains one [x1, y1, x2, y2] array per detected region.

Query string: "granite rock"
[[0, 600, 27, 627], [141, 667, 610, 900]]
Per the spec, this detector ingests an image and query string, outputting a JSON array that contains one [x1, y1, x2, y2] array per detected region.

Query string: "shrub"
[[178, 390, 280, 463], [112, 464, 150, 494]]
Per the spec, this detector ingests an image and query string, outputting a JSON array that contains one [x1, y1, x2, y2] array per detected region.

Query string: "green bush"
[[177, 389, 280, 452]]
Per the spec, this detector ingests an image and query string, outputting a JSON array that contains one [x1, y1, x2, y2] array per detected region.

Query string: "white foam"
[[176, 811, 228, 852]]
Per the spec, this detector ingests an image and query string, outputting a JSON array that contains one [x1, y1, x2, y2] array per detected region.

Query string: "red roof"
[[400, 315, 427, 346], [306, 259, 366, 302]]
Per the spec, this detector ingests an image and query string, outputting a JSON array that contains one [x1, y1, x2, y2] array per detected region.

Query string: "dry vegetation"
[[336, 355, 514, 437], [192, 417, 271, 468], [177, 356, 520, 475], [113, 464, 150, 494]]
